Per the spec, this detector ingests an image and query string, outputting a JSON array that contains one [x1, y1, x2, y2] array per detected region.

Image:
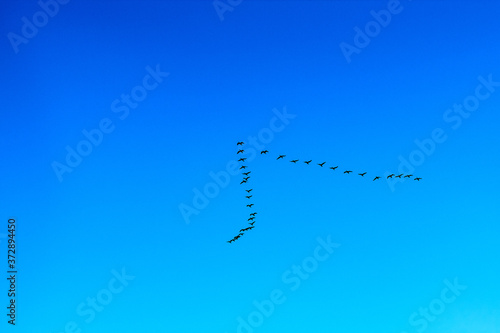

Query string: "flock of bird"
[[227, 141, 422, 243]]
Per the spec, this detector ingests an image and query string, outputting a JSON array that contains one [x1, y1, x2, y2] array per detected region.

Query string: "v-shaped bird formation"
[[227, 141, 422, 243]]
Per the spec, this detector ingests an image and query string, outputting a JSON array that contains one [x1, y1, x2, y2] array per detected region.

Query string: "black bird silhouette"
[[358, 172, 367, 176], [249, 222, 255, 225], [414, 177, 422, 181], [242, 171, 251, 176], [246, 195, 252, 199], [344, 170, 353, 174], [330, 166, 338, 170], [318, 162, 326, 167], [246, 189, 253, 193], [243, 176, 250, 181], [240, 180, 247, 184], [304, 160, 312, 164], [227, 240, 234, 243], [247, 204, 254, 207], [277, 155, 286, 160], [237, 149, 244, 154], [248, 217, 255, 221], [290, 160, 299, 163], [240, 165, 248, 169], [396, 174, 403, 178], [239, 228, 246, 232], [404, 174, 413, 178], [237, 142, 244, 146], [373, 176, 381, 181], [261, 150, 268, 154], [247, 226, 254, 230], [387, 174, 395, 179], [250, 212, 257, 216], [238, 158, 247, 162]]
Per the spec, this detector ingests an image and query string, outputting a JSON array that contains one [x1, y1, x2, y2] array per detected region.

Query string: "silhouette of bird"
[[238, 158, 247, 162], [227, 240, 233, 243], [247, 226, 254, 230], [249, 222, 255, 225], [240, 228, 246, 232], [243, 177, 250, 181], [414, 177, 422, 181], [242, 171, 251, 176], [290, 160, 299, 163], [237, 142, 244, 146], [344, 170, 353, 174], [387, 174, 395, 179], [304, 160, 312, 164], [277, 155, 286, 160], [250, 212, 257, 216], [318, 162, 326, 167], [396, 174, 403, 178], [246, 189, 253, 193], [237, 149, 244, 154], [240, 165, 247, 169], [373, 176, 381, 181], [330, 166, 338, 170], [240, 180, 247, 184], [404, 174, 413, 178], [358, 172, 367, 176], [247, 204, 254, 207], [246, 195, 252, 199], [261, 150, 268, 154], [248, 217, 255, 221]]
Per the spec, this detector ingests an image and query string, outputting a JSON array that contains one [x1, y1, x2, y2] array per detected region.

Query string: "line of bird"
[[228, 141, 422, 243]]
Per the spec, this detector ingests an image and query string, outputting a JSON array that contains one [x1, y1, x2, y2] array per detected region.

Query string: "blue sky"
[[1, 0, 500, 332]]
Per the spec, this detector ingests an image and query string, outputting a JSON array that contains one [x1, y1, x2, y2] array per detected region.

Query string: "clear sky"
[[1, 0, 500, 332]]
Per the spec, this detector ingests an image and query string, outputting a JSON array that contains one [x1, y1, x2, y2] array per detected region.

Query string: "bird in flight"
[[242, 171, 251, 176], [404, 174, 413, 178], [240, 180, 247, 184], [330, 166, 338, 170], [414, 177, 422, 181], [387, 174, 395, 179], [243, 176, 250, 181], [373, 176, 381, 181], [250, 212, 257, 216], [249, 221, 255, 225], [304, 160, 312, 164], [290, 159, 299, 163], [246, 195, 252, 199], [248, 217, 255, 221], [246, 189, 253, 193], [238, 158, 247, 162], [396, 174, 403, 178], [261, 150, 268, 154], [318, 162, 326, 167], [358, 172, 367, 176], [277, 155, 286, 160], [227, 239, 234, 243], [237, 149, 244, 154], [344, 170, 353, 174], [240, 165, 248, 169], [247, 204, 254, 207], [237, 142, 244, 146]]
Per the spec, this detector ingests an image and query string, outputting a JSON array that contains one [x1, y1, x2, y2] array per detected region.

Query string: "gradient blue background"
[[1, 0, 499, 332]]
